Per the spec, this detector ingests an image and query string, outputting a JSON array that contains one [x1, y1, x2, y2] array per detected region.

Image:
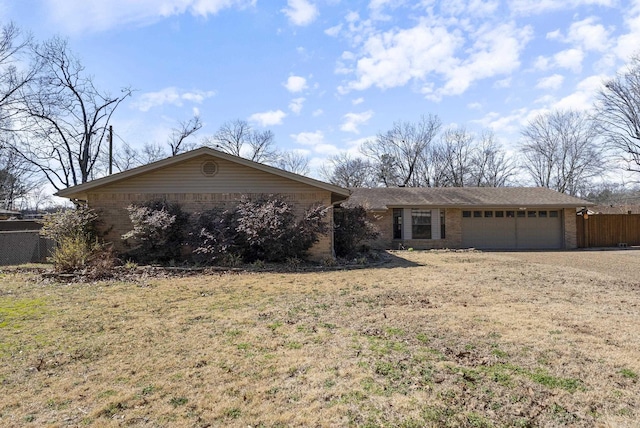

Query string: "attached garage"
[[461, 209, 563, 249], [344, 187, 592, 251]]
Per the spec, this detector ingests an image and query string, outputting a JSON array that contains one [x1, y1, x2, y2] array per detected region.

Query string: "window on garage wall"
[[411, 209, 431, 239], [440, 210, 446, 239]]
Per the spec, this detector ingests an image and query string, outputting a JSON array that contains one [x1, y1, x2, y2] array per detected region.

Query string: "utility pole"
[[108, 125, 113, 175]]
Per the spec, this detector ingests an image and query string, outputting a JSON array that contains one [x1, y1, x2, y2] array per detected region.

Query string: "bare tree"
[[520, 110, 606, 195], [0, 137, 38, 209], [320, 153, 374, 188], [470, 132, 516, 187], [596, 56, 640, 173], [362, 114, 441, 187], [13, 36, 132, 190], [275, 151, 310, 175], [436, 128, 474, 187], [109, 140, 141, 172], [168, 115, 202, 156], [0, 23, 34, 127], [204, 119, 279, 164]]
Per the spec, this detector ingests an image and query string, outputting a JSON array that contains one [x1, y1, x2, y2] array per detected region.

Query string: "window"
[[549, 210, 559, 218], [506, 211, 515, 218], [528, 210, 537, 218], [473, 210, 482, 218], [440, 210, 446, 239], [484, 211, 493, 218], [411, 209, 431, 239], [393, 209, 403, 239], [539, 210, 548, 218], [495, 211, 504, 218], [462, 210, 471, 218], [517, 211, 525, 218]]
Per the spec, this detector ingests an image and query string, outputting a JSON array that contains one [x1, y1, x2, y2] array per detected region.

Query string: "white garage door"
[[461, 209, 563, 249]]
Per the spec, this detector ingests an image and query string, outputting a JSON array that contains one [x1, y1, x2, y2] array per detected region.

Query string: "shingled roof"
[[343, 187, 593, 211]]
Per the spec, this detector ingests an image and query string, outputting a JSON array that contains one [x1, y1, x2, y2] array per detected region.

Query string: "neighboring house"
[[344, 187, 593, 250], [584, 205, 640, 215], [55, 147, 350, 260]]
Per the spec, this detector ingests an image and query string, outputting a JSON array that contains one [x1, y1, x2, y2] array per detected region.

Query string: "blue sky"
[[4, 0, 640, 178]]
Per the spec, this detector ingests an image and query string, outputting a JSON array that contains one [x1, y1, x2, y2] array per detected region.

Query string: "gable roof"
[[56, 147, 350, 201], [344, 187, 593, 211]]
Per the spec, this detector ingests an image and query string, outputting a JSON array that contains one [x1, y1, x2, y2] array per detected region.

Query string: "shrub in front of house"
[[40, 206, 115, 273], [122, 195, 329, 266], [235, 196, 329, 262], [189, 207, 238, 265], [333, 205, 380, 258], [122, 199, 189, 263], [40, 205, 99, 243]]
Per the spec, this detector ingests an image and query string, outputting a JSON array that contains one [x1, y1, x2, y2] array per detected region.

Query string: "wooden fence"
[[576, 214, 640, 248]]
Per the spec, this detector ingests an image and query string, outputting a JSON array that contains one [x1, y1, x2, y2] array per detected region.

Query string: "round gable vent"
[[201, 160, 218, 177]]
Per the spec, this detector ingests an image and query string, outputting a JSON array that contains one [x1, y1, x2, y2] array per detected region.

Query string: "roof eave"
[[55, 147, 350, 199]]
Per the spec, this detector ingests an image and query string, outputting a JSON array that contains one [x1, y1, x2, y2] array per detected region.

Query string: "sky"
[[3, 0, 640, 180]]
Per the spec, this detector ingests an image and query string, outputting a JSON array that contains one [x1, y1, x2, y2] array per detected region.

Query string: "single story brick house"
[[343, 187, 593, 250], [55, 147, 351, 260], [56, 148, 593, 256]]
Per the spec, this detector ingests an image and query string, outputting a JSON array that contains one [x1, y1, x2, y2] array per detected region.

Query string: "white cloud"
[[547, 17, 611, 53], [536, 74, 564, 90], [565, 17, 611, 52], [312, 109, 324, 117], [288, 97, 305, 114], [552, 74, 605, 111], [290, 130, 340, 155], [509, 0, 616, 16], [282, 0, 318, 26], [325, 24, 342, 37], [131, 87, 215, 111], [440, 0, 500, 17], [614, 5, 640, 60], [553, 48, 584, 72], [340, 110, 374, 134], [472, 108, 536, 136], [181, 90, 217, 103], [338, 16, 532, 100], [291, 130, 324, 145], [533, 55, 551, 71], [284, 75, 308, 93], [435, 23, 533, 99], [248, 109, 287, 126], [338, 19, 463, 93], [494, 78, 512, 89], [43, 0, 254, 33], [352, 97, 364, 105]]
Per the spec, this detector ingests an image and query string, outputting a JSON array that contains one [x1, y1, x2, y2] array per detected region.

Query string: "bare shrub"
[[189, 207, 238, 264], [40, 206, 99, 243], [122, 200, 189, 263], [334, 205, 380, 258], [235, 195, 328, 262], [39, 206, 107, 273]]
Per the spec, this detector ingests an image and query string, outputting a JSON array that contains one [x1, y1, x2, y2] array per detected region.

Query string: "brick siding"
[[366, 208, 463, 250], [87, 191, 335, 261]]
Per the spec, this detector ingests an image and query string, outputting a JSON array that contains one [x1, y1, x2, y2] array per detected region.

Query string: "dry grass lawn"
[[1, 250, 639, 427]]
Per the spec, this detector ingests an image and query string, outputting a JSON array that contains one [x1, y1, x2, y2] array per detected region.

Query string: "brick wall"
[[365, 208, 463, 250], [87, 191, 335, 261]]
